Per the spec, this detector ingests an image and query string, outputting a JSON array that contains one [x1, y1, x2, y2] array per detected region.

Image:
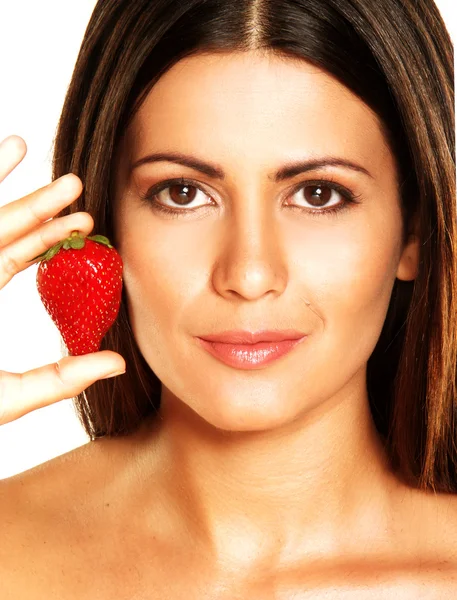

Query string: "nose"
[[211, 200, 288, 301]]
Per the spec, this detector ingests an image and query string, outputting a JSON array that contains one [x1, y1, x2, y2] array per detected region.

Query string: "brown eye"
[[148, 179, 212, 210], [289, 182, 351, 212], [167, 183, 199, 206], [303, 184, 333, 207], [142, 177, 359, 218]]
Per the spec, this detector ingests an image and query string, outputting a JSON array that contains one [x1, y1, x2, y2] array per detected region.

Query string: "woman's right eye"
[[140, 178, 213, 216]]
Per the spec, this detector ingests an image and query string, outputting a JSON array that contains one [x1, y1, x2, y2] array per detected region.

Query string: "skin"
[[114, 45, 422, 560], [2, 50, 457, 598]]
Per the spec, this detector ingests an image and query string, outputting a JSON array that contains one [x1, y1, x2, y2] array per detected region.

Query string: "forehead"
[[127, 51, 393, 177]]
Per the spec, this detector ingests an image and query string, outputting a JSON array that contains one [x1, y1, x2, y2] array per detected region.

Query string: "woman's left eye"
[[287, 181, 358, 214], [140, 177, 360, 217]]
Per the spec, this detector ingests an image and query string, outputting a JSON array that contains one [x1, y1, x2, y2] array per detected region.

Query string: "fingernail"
[[101, 370, 126, 379]]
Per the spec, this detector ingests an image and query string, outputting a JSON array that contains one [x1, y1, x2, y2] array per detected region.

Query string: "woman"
[[0, 0, 456, 596]]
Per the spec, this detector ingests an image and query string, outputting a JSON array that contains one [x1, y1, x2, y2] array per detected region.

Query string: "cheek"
[[288, 213, 402, 349], [118, 219, 206, 348]]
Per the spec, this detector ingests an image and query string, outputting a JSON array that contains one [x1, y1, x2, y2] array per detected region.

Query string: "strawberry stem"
[[27, 231, 114, 263]]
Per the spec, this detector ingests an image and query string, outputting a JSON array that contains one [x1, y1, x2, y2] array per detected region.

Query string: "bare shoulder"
[[0, 435, 129, 591], [0, 434, 116, 509], [416, 487, 457, 552], [0, 427, 172, 598], [421, 490, 457, 591], [400, 485, 457, 587], [0, 431, 133, 516], [0, 438, 95, 529]]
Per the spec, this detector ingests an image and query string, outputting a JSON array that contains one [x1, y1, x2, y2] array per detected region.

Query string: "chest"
[[4, 543, 454, 600], [3, 508, 456, 600]]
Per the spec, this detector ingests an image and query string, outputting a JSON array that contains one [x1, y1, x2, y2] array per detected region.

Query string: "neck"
[[132, 372, 404, 569]]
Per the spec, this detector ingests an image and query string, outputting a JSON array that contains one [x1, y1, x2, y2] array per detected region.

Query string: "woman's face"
[[113, 50, 418, 431]]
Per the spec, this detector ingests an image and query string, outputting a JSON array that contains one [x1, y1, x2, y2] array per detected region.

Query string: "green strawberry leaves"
[[28, 231, 114, 263], [87, 234, 113, 247]]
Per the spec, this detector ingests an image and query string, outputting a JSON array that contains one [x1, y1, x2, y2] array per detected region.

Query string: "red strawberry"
[[30, 231, 123, 356]]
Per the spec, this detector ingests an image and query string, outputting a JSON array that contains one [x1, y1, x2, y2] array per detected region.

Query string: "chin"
[[162, 375, 310, 433]]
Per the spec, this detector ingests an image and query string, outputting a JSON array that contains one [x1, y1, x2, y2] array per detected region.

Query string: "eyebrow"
[[130, 151, 374, 181]]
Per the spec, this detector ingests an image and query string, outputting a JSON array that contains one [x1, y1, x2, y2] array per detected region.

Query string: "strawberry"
[[30, 231, 123, 356]]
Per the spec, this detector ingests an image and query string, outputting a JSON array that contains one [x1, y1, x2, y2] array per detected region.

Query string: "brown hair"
[[52, 0, 455, 492]]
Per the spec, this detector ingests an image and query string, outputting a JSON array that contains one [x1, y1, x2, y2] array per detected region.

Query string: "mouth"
[[196, 330, 307, 370]]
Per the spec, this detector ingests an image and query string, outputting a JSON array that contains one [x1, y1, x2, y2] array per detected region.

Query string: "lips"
[[198, 330, 306, 344], [196, 330, 307, 369]]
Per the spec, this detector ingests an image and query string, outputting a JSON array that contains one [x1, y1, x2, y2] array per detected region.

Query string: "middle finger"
[[0, 174, 83, 249]]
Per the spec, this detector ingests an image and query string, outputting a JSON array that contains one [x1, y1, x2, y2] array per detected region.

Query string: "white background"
[[0, 0, 455, 479]]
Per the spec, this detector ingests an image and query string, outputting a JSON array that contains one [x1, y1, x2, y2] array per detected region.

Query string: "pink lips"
[[196, 330, 307, 369]]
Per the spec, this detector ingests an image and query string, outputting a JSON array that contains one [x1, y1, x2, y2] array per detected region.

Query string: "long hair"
[[52, 0, 455, 492]]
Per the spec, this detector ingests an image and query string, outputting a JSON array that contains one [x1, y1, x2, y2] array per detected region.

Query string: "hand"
[[0, 135, 126, 425]]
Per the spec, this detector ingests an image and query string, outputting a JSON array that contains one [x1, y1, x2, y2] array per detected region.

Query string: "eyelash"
[[139, 176, 363, 219]]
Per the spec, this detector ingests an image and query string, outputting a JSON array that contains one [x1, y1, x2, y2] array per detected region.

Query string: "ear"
[[396, 233, 420, 281]]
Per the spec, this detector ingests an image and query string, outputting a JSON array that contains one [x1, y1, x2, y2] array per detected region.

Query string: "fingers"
[[0, 172, 84, 249], [0, 352, 126, 425], [0, 136, 126, 428], [0, 209, 94, 289], [0, 136, 27, 184], [0, 134, 94, 290]]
